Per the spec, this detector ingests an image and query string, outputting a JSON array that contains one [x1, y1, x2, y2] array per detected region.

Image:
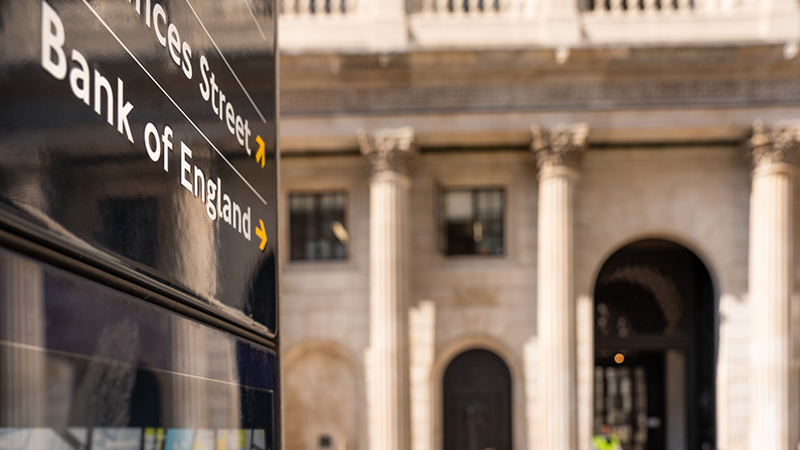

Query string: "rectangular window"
[[443, 188, 504, 256], [290, 192, 348, 261]]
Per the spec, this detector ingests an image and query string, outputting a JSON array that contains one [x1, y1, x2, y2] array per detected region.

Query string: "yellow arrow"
[[255, 135, 265, 168], [255, 219, 267, 251]]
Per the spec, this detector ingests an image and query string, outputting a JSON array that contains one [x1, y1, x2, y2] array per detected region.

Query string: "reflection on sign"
[[41, 1, 267, 248], [0, 428, 269, 450]]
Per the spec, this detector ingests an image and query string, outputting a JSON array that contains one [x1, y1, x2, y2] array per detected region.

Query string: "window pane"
[[290, 192, 348, 261], [445, 191, 472, 221], [319, 192, 343, 211], [481, 216, 504, 255], [477, 189, 503, 216], [446, 221, 474, 255]]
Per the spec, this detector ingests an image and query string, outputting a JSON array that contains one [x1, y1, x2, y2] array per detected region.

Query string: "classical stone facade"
[[278, 2, 800, 450]]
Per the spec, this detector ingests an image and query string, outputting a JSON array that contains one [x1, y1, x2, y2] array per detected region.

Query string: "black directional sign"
[[0, 0, 278, 335]]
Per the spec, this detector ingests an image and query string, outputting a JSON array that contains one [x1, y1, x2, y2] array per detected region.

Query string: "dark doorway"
[[593, 239, 716, 450], [443, 349, 512, 450]]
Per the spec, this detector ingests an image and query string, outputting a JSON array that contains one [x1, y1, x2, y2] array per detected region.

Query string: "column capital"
[[748, 120, 800, 172], [358, 127, 417, 177], [530, 123, 589, 176]]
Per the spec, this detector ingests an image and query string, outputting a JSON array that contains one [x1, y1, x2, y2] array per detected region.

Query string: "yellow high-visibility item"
[[592, 434, 622, 450]]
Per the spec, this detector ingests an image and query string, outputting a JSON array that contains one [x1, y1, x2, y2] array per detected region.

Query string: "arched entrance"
[[284, 347, 358, 450], [443, 349, 512, 450], [593, 239, 715, 450]]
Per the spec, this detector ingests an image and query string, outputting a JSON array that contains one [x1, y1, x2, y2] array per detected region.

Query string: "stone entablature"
[[281, 47, 800, 119]]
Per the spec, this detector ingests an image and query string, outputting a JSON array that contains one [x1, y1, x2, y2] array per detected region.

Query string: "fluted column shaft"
[[171, 320, 209, 427], [748, 121, 797, 450], [0, 167, 48, 427], [532, 123, 587, 450], [369, 171, 410, 450], [0, 255, 45, 427], [538, 166, 578, 450], [360, 127, 415, 450]]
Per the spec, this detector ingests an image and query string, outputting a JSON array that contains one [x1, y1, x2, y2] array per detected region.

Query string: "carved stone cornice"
[[358, 127, 417, 176], [282, 78, 800, 117], [748, 120, 800, 169], [530, 122, 589, 172]]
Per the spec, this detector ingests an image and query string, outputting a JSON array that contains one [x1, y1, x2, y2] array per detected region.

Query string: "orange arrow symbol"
[[255, 219, 267, 251], [255, 135, 265, 168]]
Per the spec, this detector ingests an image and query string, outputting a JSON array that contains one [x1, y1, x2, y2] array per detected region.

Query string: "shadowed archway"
[[593, 239, 716, 450], [443, 349, 511, 450]]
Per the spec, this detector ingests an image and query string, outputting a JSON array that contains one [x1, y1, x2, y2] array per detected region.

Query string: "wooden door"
[[443, 349, 511, 450]]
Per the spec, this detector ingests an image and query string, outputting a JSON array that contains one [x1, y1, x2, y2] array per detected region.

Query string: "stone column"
[[531, 122, 588, 450], [170, 320, 209, 428], [358, 127, 416, 450], [409, 301, 435, 450], [0, 255, 46, 427], [747, 120, 798, 450], [0, 167, 48, 428]]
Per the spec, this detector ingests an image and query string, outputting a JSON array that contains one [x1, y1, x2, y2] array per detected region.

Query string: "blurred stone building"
[[277, 1, 800, 450]]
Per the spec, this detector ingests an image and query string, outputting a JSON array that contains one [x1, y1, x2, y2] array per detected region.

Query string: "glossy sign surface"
[[0, 0, 277, 334], [0, 246, 277, 448]]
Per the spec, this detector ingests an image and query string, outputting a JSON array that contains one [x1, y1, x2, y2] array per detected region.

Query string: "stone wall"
[[280, 144, 765, 449]]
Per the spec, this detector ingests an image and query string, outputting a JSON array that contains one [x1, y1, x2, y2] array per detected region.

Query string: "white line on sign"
[[80, 0, 268, 206], [184, 0, 268, 124], [243, 0, 269, 42], [2, 341, 250, 388]]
